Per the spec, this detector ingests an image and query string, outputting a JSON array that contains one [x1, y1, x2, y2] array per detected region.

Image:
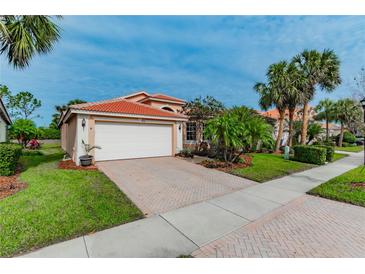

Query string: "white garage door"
[[94, 122, 173, 161]]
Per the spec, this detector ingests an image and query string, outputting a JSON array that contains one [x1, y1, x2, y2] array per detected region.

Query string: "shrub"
[[313, 145, 335, 162], [178, 148, 194, 158], [9, 119, 37, 148], [337, 131, 356, 144], [293, 145, 326, 165], [0, 144, 22, 176], [38, 127, 60, 139]]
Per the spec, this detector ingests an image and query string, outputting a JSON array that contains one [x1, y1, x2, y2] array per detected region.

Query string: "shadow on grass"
[[19, 152, 64, 171]]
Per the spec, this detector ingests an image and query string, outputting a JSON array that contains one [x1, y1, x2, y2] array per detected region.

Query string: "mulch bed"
[[199, 154, 252, 172], [351, 182, 365, 189], [58, 160, 98, 171], [0, 168, 27, 200]]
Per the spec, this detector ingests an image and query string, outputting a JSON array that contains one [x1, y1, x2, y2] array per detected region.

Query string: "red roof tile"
[[148, 93, 186, 103], [72, 98, 186, 119]]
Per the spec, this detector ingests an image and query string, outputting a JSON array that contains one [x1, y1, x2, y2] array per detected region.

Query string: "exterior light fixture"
[[178, 124, 182, 131], [360, 98, 365, 165], [81, 118, 86, 129]]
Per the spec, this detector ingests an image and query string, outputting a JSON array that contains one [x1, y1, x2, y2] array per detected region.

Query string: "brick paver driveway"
[[192, 195, 365, 258], [97, 157, 256, 215]]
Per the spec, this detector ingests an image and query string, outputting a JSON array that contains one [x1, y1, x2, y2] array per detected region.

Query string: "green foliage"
[[0, 87, 42, 120], [0, 143, 22, 175], [204, 106, 273, 163], [37, 127, 60, 139], [9, 119, 37, 147], [0, 16, 61, 68], [307, 123, 324, 143], [179, 148, 194, 158], [181, 96, 225, 121], [337, 131, 356, 144], [313, 145, 335, 162], [293, 145, 327, 165]]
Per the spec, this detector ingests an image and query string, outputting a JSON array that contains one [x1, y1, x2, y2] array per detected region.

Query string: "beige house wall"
[[65, 114, 77, 161], [143, 100, 183, 113]]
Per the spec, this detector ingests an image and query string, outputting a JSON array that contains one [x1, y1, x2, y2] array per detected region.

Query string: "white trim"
[[0, 98, 12, 125], [68, 109, 188, 122], [122, 91, 149, 99], [139, 97, 186, 105], [160, 105, 176, 112]]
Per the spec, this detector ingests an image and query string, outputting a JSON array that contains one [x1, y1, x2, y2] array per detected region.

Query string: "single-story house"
[[0, 97, 12, 142], [59, 91, 193, 165]]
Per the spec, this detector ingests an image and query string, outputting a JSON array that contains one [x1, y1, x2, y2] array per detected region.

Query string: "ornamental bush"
[[293, 145, 326, 165], [337, 131, 356, 144], [0, 143, 22, 176], [313, 145, 335, 162]]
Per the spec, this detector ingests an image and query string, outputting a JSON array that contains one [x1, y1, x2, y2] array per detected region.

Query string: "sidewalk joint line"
[[82, 236, 90, 258]]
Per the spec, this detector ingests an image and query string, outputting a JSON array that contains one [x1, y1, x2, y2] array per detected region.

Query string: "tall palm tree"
[[333, 98, 362, 147], [284, 63, 307, 147], [292, 49, 341, 144], [314, 99, 335, 141], [0, 16, 61, 68], [254, 61, 291, 152]]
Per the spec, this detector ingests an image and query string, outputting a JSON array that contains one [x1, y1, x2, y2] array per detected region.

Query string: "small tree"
[[9, 119, 38, 148], [181, 96, 224, 149], [315, 99, 335, 141], [7, 91, 42, 119], [204, 107, 274, 163]]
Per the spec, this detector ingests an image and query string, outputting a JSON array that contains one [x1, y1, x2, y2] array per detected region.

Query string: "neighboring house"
[[59, 91, 191, 165], [0, 97, 12, 142], [259, 106, 316, 145], [320, 122, 341, 137]]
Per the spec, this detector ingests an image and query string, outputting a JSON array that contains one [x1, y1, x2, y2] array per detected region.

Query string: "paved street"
[[21, 151, 365, 258]]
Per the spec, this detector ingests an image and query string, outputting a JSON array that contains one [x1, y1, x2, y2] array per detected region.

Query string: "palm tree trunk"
[[338, 122, 344, 147], [287, 108, 295, 147], [275, 110, 285, 152], [300, 103, 309, 145], [326, 118, 329, 141]]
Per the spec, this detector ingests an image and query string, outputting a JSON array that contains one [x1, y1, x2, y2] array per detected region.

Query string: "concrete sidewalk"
[[21, 151, 363, 258]]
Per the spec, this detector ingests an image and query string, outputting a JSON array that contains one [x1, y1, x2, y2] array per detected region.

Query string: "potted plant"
[[79, 140, 101, 166]]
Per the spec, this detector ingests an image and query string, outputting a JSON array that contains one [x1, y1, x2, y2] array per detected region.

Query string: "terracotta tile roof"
[[148, 93, 186, 103], [71, 98, 187, 119], [259, 107, 314, 121]]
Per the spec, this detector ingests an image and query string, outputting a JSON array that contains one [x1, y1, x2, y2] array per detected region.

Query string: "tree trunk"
[[287, 108, 295, 147], [300, 103, 309, 145], [338, 122, 344, 147], [326, 118, 329, 141], [275, 110, 285, 153]]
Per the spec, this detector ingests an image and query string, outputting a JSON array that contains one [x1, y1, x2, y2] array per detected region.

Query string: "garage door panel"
[[95, 122, 172, 161]]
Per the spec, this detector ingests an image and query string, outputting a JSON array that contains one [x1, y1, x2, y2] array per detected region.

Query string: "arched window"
[[161, 106, 174, 112]]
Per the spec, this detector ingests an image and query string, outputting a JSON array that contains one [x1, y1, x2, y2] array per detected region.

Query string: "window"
[[186, 122, 196, 141], [161, 106, 174, 112]]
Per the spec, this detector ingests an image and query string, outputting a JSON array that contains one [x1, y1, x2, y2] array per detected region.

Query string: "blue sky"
[[1, 16, 364, 126]]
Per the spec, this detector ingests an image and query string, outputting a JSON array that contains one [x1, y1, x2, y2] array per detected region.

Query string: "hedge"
[[293, 145, 326, 165], [313, 145, 335, 162], [0, 143, 22, 176]]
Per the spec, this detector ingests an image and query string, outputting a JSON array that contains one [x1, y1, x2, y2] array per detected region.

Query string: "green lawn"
[[333, 152, 348, 161], [308, 166, 365, 207], [0, 144, 143, 257], [231, 153, 316, 183], [335, 146, 364, 152]]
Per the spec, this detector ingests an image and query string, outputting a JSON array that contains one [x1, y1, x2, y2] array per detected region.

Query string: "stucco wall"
[[0, 115, 7, 142], [145, 101, 183, 113], [65, 114, 77, 160]]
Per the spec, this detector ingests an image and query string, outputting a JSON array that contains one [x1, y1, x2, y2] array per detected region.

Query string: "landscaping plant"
[[0, 143, 22, 176], [293, 145, 327, 165], [9, 119, 38, 148]]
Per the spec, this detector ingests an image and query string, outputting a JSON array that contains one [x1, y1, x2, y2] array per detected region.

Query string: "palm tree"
[[333, 99, 362, 147], [254, 61, 292, 152], [314, 99, 335, 141], [292, 49, 341, 144], [307, 122, 324, 144], [0, 16, 61, 68], [284, 63, 307, 147]]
